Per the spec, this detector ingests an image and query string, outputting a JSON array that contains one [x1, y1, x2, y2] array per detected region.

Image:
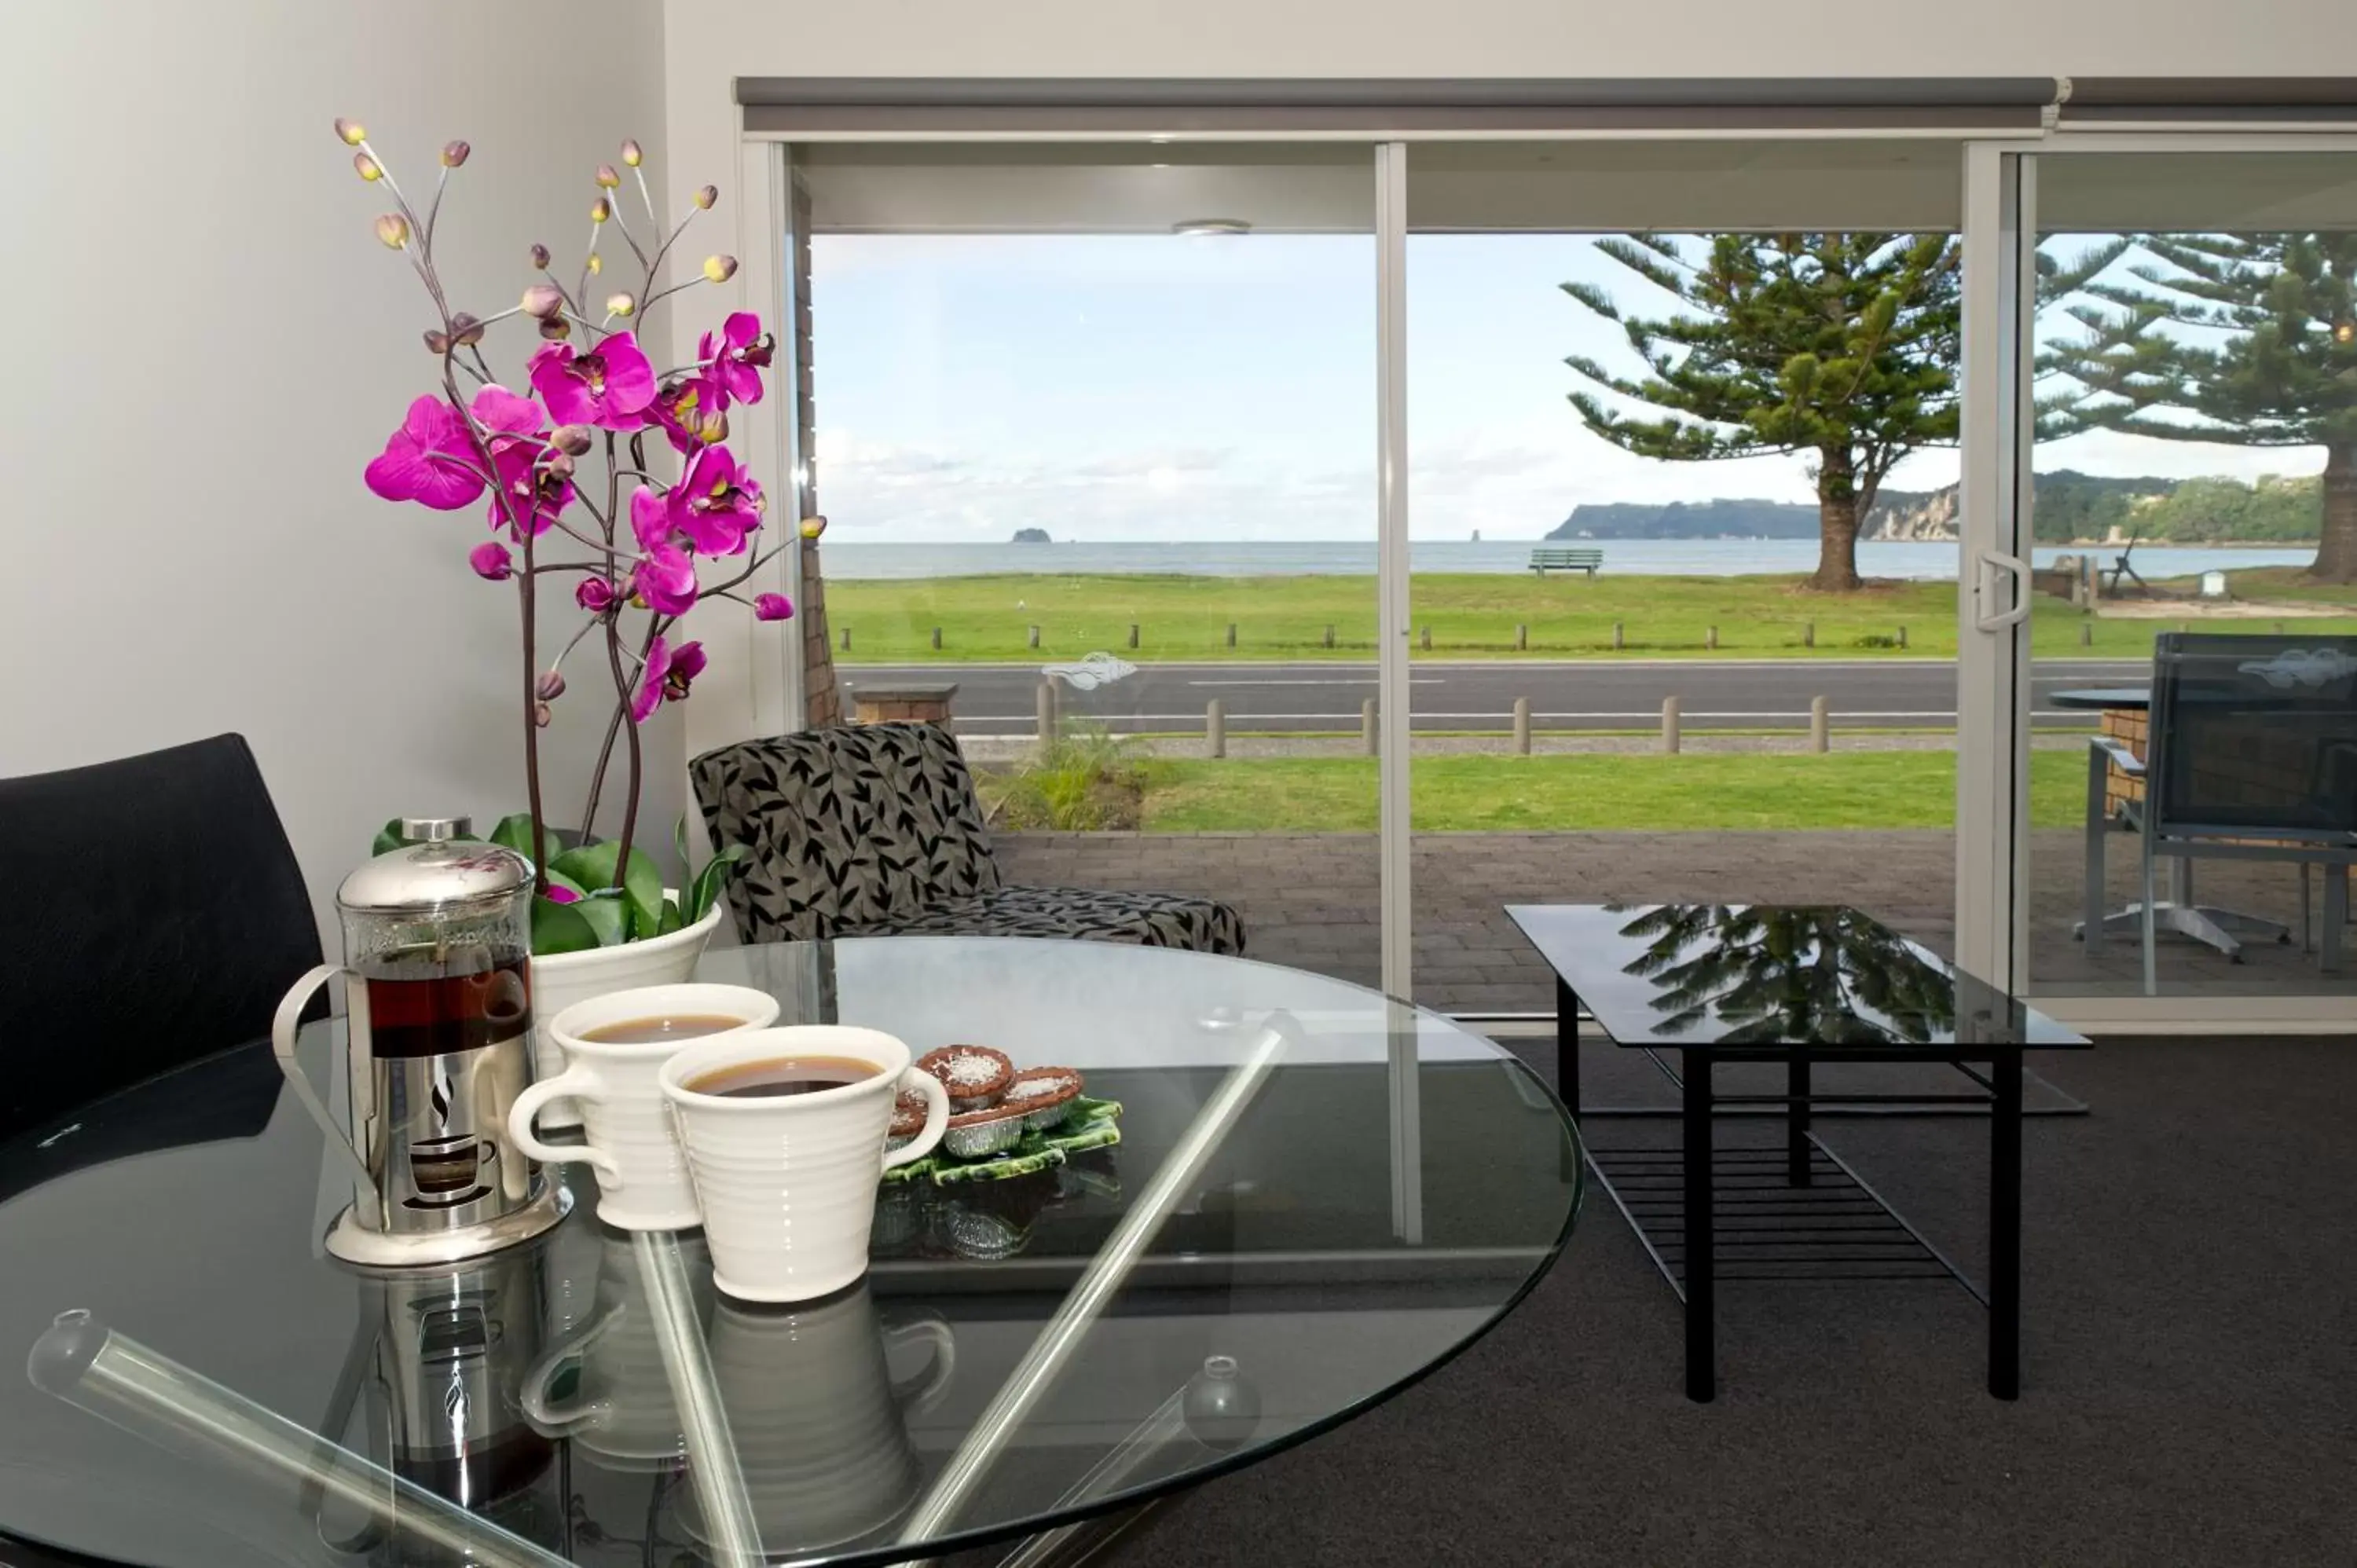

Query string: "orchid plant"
[[343, 120, 810, 953]]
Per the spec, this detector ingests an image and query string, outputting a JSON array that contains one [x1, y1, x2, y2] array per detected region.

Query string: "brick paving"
[[994, 829, 2349, 1013]]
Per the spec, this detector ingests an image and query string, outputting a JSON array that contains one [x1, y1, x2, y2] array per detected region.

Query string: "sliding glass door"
[[791, 144, 1384, 991]]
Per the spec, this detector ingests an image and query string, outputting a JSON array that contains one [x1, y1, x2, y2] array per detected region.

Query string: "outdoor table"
[[0, 937, 1578, 1568], [1507, 903, 2088, 1405]]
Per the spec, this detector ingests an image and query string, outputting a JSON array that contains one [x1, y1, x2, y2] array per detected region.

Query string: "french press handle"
[[272, 964, 379, 1214]]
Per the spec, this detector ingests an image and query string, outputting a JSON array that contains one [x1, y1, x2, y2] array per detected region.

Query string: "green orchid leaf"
[[686, 841, 750, 922], [372, 819, 405, 857], [530, 895, 601, 956], [490, 813, 540, 860], [675, 814, 692, 870], [658, 897, 686, 936], [550, 839, 665, 933], [573, 888, 632, 948]]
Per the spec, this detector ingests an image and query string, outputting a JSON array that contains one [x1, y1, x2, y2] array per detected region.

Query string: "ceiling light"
[[1172, 218, 1252, 236]]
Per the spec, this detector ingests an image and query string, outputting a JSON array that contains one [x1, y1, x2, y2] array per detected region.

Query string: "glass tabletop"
[[0, 936, 1578, 1568], [1508, 903, 2091, 1055]]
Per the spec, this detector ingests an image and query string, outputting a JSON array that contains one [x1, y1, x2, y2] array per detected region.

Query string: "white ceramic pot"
[[529, 892, 726, 1129]]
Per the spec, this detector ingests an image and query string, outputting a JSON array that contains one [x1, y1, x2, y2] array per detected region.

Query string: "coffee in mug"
[[684, 1056, 882, 1098], [579, 1014, 756, 1046]]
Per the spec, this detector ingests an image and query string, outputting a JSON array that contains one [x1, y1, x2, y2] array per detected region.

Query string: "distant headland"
[[1011, 527, 1052, 544]]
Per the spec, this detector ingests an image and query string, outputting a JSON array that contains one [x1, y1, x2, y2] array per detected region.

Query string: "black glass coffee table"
[[0, 937, 1578, 1568], [1507, 903, 2088, 1404]]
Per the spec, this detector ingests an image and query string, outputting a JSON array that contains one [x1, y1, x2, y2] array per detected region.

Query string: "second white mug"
[[508, 983, 780, 1230], [659, 1025, 949, 1302]]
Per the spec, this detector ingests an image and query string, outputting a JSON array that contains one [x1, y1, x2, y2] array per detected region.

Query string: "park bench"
[[1530, 545, 1605, 577]]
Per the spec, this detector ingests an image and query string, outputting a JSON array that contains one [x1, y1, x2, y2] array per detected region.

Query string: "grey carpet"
[[1118, 1036, 2357, 1568]]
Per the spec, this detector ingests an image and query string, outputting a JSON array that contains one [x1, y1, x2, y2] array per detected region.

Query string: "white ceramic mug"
[[658, 1026, 949, 1302], [508, 984, 780, 1230], [680, 1288, 955, 1551], [521, 1233, 716, 1468]]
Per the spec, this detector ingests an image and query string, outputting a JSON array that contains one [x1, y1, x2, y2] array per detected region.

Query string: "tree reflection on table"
[[1609, 903, 1956, 1045]]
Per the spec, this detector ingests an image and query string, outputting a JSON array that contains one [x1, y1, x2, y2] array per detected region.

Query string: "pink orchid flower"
[[632, 543, 699, 617], [575, 576, 618, 613], [467, 385, 572, 539], [694, 312, 771, 410], [667, 444, 764, 555], [543, 884, 581, 905], [648, 379, 728, 456], [364, 396, 482, 510], [627, 636, 709, 725], [528, 331, 655, 431], [753, 592, 794, 621], [628, 485, 671, 551]]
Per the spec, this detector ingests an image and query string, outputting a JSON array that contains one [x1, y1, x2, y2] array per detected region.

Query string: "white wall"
[[2, 1, 682, 938]]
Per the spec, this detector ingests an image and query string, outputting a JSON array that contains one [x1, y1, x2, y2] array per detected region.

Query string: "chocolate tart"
[[942, 1102, 1028, 1159], [917, 1044, 1014, 1110], [1001, 1067, 1085, 1130], [885, 1090, 931, 1152]]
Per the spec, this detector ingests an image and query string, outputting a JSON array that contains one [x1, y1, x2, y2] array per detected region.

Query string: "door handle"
[[1974, 551, 2032, 632]]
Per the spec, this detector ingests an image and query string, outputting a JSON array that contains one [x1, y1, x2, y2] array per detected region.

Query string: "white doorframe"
[[1376, 143, 1414, 1002], [1955, 145, 2036, 990]]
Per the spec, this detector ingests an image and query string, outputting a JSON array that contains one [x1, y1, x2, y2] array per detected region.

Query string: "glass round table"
[[0, 937, 1579, 1568]]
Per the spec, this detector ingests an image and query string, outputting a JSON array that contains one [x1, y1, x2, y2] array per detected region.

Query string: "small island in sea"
[[1011, 527, 1052, 544]]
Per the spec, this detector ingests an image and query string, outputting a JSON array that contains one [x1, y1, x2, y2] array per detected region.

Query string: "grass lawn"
[[1105, 749, 2088, 833], [827, 570, 2357, 665]]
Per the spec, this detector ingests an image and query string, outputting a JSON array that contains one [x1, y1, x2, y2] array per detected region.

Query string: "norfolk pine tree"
[[1563, 233, 1961, 592]]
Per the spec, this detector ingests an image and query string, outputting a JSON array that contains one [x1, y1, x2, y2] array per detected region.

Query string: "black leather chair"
[[0, 735, 321, 1142]]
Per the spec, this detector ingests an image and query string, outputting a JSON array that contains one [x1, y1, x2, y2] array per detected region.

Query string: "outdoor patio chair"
[[691, 723, 1247, 955], [2082, 632, 2357, 994]]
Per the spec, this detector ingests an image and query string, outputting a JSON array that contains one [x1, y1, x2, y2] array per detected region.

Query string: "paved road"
[[839, 658, 2148, 735]]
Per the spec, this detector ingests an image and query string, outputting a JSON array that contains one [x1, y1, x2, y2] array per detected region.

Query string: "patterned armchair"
[[691, 724, 1246, 955]]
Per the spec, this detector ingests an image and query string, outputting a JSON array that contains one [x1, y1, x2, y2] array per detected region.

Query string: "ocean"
[[819, 539, 2317, 581]]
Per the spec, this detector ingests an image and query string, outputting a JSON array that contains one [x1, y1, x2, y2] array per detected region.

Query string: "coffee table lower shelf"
[[1582, 1137, 1986, 1303]]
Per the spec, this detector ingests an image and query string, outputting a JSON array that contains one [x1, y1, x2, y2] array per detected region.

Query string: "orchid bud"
[[537, 669, 566, 701], [576, 577, 618, 613], [534, 702, 553, 729], [693, 184, 718, 210], [353, 151, 383, 182], [552, 424, 594, 456], [621, 139, 643, 168], [701, 410, 730, 444], [596, 163, 621, 189], [374, 213, 411, 249], [529, 242, 552, 269], [441, 139, 471, 168], [537, 316, 572, 341], [589, 196, 611, 223], [521, 283, 564, 319], [334, 117, 367, 146], [702, 255, 739, 284], [800, 515, 828, 541], [423, 328, 451, 354], [547, 449, 577, 479], [450, 311, 485, 346], [468, 540, 514, 581], [586, 251, 603, 276], [605, 291, 636, 317], [753, 592, 795, 622]]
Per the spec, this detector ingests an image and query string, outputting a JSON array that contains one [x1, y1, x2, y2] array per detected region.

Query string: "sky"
[[806, 232, 2324, 544]]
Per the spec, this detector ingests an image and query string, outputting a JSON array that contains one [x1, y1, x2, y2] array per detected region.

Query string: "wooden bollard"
[[839, 627, 851, 652], [1612, 621, 1625, 651], [1803, 621, 1816, 649], [1028, 625, 1040, 649], [931, 626, 943, 650], [1515, 623, 1528, 651], [1897, 625, 1908, 650], [1661, 696, 1681, 755], [1706, 625, 1718, 650], [1810, 695, 1830, 753], [1513, 697, 1532, 756], [1324, 625, 1336, 650], [1206, 698, 1226, 759], [1420, 625, 1431, 651], [1036, 680, 1057, 744], [1226, 623, 1237, 648], [1362, 698, 1378, 756], [1127, 623, 1140, 650], [2080, 620, 2094, 647]]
